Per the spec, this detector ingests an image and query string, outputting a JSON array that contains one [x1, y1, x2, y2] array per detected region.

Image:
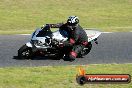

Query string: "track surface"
[[0, 32, 132, 67]]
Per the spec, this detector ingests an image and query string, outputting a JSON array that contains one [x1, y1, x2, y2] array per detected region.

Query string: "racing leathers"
[[59, 23, 88, 61]]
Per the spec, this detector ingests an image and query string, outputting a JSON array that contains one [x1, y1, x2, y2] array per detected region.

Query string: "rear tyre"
[[18, 44, 33, 59], [78, 42, 92, 57]]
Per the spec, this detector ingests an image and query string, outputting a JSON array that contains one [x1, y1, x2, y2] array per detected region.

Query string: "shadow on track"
[[12, 56, 61, 60]]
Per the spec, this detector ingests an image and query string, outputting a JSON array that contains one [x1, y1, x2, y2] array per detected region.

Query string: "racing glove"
[[58, 38, 75, 47]]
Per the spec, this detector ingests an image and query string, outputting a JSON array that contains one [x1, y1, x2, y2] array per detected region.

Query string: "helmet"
[[67, 16, 79, 28]]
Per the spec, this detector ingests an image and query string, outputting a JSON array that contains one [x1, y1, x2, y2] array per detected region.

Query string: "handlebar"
[[46, 23, 64, 28]]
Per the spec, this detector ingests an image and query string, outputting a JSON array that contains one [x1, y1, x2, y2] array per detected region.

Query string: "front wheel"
[[18, 44, 33, 59]]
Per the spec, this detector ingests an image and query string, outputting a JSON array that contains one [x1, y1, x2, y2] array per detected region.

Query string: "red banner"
[[76, 74, 131, 85]]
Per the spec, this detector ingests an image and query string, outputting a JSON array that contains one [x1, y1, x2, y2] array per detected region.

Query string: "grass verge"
[[0, 0, 132, 34], [0, 63, 131, 88]]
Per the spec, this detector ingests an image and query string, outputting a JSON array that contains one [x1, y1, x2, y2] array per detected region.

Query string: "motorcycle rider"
[[42, 16, 88, 61], [59, 16, 88, 61]]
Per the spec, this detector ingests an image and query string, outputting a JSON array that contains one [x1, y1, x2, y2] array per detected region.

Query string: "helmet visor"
[[67, 22, 77, 26]]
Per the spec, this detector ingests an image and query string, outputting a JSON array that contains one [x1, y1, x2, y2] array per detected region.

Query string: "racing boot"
[[63, 51, 77, 62], [69, 51, 77, 61]]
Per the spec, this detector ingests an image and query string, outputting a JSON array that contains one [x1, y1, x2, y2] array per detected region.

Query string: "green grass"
[[0, 1, 132, 87], [0, 0, 132, 34], [0, 63, 132, 88]]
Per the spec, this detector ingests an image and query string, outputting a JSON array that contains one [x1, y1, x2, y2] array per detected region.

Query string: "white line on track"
[[18, 31, 132, 35], [18, 32, 113, 36], [17, 34, 30, 35], [101, 32, 113, 33]]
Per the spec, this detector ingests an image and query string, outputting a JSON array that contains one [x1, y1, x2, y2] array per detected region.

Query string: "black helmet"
[[67, 16, 79, 28]]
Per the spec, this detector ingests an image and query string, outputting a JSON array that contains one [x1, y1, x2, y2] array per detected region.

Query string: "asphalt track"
[[0, 32, 132, 67]]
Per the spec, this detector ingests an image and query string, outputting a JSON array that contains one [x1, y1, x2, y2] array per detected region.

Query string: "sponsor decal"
[[76, 67, 131, 85]]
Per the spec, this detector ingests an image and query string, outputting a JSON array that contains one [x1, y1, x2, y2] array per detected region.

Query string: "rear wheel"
[[18, 44, 33, 59], [79, 42, 92, 57]]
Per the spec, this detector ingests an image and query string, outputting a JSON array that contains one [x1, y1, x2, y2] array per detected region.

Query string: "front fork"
[[26, 42, 33, 47], [26, 42, 37, 53]]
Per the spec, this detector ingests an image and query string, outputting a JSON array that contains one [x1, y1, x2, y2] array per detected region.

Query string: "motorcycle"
[[18, 24, 101, 60]]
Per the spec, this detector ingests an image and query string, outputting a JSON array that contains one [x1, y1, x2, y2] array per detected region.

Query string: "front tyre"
[[18, 44, 33, 59]]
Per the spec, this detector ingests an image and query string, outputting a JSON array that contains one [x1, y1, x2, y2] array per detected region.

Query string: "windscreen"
[[36, 30, 52, 37]]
